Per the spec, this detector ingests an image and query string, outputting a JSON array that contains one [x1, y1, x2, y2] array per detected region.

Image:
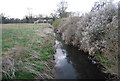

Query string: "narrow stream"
[[54, 34, 106, 79]]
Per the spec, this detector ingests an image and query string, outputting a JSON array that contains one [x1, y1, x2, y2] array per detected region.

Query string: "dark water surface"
[[54, 34, 106, 79]]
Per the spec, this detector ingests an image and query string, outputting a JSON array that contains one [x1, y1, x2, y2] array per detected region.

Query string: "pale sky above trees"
[[0, 0, 119, 19]]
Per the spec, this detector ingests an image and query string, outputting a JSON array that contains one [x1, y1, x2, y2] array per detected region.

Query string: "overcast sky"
[[0, 0, 119, 19]]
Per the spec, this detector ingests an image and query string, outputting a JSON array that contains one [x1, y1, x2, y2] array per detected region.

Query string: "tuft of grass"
[[52, 18, 61, 28], [93, 51, 115, 68], [15, 70, 37, 79]]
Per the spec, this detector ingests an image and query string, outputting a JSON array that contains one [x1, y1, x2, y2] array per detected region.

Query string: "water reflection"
[[54, 40, 105, 79], [54, 40, 79, 79]]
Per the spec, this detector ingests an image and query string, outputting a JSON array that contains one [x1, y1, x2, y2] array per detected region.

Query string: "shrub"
[[57, 1, 118, 74]]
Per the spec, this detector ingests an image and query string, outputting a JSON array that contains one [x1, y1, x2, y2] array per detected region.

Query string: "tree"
[[57, 0, 68, 18], [50, 13, 57, 22], [91, 0, 107, 12], [0, 13, 10, 24], [90, 0, 115, 12], [25, 16, 29, 23]]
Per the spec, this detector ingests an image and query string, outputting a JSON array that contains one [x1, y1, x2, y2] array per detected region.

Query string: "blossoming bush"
[[57, 2, 118, 74]]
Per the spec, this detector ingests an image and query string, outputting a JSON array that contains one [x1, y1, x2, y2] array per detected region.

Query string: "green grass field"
[[2, 23, 55, 79]]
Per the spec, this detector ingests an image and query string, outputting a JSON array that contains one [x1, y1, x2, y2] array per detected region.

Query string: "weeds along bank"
[[2, 24, 55, 79], [55, 3, 118, 77]]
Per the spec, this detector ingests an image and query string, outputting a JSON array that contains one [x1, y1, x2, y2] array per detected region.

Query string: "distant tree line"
[[0, 14, 21, 24], [0, 13, 56, 24], [0, 14, 31, 24]]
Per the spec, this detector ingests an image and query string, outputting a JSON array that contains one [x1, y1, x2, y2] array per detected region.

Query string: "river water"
[[54, 34, 106, 79]]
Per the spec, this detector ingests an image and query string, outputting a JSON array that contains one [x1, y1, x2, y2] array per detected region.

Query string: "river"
[[54, 33, 106, 80]]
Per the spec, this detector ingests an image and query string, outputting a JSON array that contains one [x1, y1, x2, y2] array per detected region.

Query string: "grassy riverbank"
[[2, 24, 55, 79]]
